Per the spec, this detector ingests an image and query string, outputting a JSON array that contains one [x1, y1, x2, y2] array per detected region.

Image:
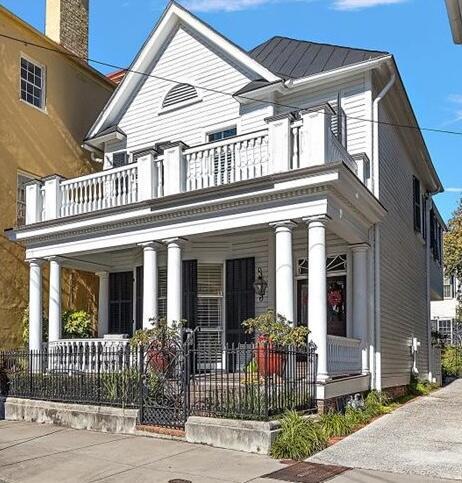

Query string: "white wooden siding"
[[378, 105, 429, 387], [118, 25, 257, 152]]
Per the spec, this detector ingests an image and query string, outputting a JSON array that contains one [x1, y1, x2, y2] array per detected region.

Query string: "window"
[[16, 172, 35, 226], [207, 127, 237, 143], [413, 176, 421, 233], [444, 276, 454, 299], [158, 267, 167, 319], [112, 151, 128, 167], [430, 209, 443, 263], [162, 83, 198, 109], [20, 57, 45, 109], [421, 194, 427, 240]]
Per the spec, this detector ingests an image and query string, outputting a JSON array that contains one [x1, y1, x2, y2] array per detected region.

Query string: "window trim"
[[19, 53, 47, 113]]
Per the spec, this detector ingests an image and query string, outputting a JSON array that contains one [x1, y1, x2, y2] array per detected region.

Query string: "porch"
[[26, 224, 371, 383]]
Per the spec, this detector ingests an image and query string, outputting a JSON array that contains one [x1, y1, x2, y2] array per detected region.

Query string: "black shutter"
[[413, 176, 421, 233], [225, 257, 255, 345], [182, 260, 197, 329], [109, 272, 134, 336], [113, 151, 128, 167], [135, 266, 143, 331]]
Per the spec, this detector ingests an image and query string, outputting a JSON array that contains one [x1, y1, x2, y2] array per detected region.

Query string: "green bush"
[[62, 310, 93, 339], [270, 411, 328, 460], [21, 306, 48, 347], [409, 375, 438, 396], [319, 410, 354, 438], [442, 346, 462, 377]]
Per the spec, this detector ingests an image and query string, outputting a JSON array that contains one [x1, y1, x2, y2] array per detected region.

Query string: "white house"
[[432, 274, 462, 345], [7, 1, 444, 403]]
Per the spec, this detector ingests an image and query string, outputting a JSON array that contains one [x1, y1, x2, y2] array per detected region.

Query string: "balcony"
[[24, 104, 365, 226]]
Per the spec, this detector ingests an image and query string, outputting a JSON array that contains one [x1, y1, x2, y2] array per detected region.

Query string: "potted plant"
[[242, 310, 309, 377], [131, 318, 183, 373]]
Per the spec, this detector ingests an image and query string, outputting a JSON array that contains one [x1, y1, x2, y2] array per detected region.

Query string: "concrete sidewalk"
[[310, 379, 462, 481], [0, 420, 456, 483]]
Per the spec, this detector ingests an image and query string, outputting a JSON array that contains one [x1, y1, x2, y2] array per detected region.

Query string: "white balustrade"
[[327, 335, 362, 377], [48, 338, 132, 373], [291, 121, 302, 169], [60, 164, 139, 217], [184, 130, 269, 191], [328, 132, 358, 175]]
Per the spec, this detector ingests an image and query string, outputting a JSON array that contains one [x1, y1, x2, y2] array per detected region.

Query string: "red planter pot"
[[256, 342, 285, 377]]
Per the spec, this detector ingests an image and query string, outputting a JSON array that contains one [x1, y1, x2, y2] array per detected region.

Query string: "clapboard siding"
[[277, 74, 370, 157], [118, 25, 257, 151], [378, 104, 429, 386]]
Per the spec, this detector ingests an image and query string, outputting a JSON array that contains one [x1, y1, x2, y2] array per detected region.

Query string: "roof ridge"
[[249, 34, 389, 56]]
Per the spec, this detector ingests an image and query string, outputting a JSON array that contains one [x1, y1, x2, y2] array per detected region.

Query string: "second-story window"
[[20, 57, 45, 109], [443, 276, 454, 299], [207, 127, 237, 184], [413, 176, 421, 233], [207, 127, 237, 143]]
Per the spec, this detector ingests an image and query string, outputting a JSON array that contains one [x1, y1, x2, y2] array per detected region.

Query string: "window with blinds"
[[162, 83, 198, 109], [158, 267, 167, 319]]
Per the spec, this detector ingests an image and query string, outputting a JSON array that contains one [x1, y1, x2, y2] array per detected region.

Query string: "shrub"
[[270, 411, 328, 460], [21, 306, 48, 347], [442, 346, 462, 377], [409, 375, 438, 396], [62, 310, 93, 339], [319, 411, 354, 438]]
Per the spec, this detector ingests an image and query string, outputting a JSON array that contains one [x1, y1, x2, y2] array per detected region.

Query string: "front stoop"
[[5, 398, 139, 434], [185, 416, 281, 454]]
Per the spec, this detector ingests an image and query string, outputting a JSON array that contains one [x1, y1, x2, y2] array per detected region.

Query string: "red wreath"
[[328, 289, 343, 308]]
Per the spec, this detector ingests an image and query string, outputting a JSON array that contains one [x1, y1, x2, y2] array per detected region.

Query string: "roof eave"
[[446, 0, 462, 44]]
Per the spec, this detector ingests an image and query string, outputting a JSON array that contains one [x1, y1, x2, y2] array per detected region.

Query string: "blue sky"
[[2, 0, 462, 221]]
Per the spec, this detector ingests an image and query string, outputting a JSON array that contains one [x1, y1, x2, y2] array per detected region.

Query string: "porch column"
[[48, 257, 62, 342], [270, 221, 296, 324], [28, 259, 44, 352], [304, 215, 330, 382], [165, 238, 184, 326], [96, 272, 109, 337], [140, 242, 161, 329], [351, 244, 369, 373]]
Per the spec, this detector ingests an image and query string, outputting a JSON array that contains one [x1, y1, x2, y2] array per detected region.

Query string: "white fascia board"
[[25, 199, 329, 259], [285, 55, 393, 91], [87, 3, 279, 139]]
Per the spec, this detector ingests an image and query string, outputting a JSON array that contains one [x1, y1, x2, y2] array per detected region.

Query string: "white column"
[[270, 221, 296, 324], [165, 238, 184, 326], [28, 259, 43, 352], [352, 244, 370, 374], [140, 242, 161, 329], [48, 257, 62, 342], [304, 215, 330, 381], [96, 272, 109, 337]]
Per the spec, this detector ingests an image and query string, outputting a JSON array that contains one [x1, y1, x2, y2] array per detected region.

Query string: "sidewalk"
[[0, 420, 457, 482]]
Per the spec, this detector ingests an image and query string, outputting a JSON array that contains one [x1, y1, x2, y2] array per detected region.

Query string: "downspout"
[[372, 72, 396, 392], [424, 193, 433, 383]]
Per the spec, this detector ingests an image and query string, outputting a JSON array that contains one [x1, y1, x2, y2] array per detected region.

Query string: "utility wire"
[[2, 31, 462, 137]]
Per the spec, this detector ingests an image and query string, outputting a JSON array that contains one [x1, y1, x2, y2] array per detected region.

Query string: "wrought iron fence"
[[0, 339, 317, 428]]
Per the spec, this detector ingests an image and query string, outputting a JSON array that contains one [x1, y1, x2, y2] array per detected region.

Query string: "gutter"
[[371, 69, 396, 392], [446, 0, 462, 44]]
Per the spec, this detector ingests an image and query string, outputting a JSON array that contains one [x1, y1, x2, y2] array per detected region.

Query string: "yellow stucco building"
[[0, 2, 114, 348]]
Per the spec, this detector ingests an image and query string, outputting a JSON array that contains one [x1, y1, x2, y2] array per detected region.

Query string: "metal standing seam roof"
[[248, 36, 389, 80]]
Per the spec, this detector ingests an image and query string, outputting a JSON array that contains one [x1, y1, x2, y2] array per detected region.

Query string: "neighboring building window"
[[16, 172, 35, 226], [20, 57, 45, 109], [430, 209, 443, 263], [162, 83, 198, 109], [444, 276, 454, 299], [413, 176, 421, 233], [112, 151, 128, 167]]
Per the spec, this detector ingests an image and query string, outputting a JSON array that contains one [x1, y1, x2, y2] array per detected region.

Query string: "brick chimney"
[[45, 0, 89, 59]]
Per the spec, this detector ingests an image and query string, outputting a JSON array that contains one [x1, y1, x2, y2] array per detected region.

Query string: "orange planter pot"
[[256, 342, 285, 377]]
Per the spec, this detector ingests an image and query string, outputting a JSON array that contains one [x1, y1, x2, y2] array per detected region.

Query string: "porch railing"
[[327, 335, 362, 377], [23, 103, 363, 225]]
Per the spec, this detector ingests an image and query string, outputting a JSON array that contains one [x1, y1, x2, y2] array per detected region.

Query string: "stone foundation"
[[5, 398, 138, 434]]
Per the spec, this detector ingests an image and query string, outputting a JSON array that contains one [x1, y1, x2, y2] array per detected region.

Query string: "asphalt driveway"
[[310, 379, 462, 481]]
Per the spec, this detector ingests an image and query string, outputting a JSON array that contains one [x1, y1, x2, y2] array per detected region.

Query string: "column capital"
[[350, 243, 370, 253], [270, 220, 297, 231], [46, 256, 63, 264], [95, 271, 109, 279], [163, 237, 187, 247], [302, 214, 331, 227], [26, 258, 45, 266], [138, 241, 163, 250]]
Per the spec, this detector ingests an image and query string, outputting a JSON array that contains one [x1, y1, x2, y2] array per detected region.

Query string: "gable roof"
[[249, 36, 389, 80]]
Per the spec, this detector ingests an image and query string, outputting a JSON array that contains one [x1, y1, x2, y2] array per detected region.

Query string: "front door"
[[109, 271, 134, 336]]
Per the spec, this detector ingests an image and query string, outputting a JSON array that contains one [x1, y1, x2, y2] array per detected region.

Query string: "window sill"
[[19, 97, 47, 115]]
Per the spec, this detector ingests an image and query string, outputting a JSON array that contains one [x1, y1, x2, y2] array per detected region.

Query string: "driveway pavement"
[[310, 379, 462, 481]]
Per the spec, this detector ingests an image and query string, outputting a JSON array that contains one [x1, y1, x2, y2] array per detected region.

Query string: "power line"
[[2, 31, 462, 137]]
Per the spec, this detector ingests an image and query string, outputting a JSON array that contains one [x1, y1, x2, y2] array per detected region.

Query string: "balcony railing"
[[327, 335, 362, 377], [23, 104, 363, 225]]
